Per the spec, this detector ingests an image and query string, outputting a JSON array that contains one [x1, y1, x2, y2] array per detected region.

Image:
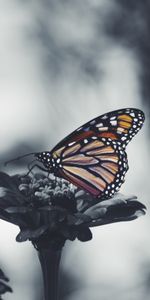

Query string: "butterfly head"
[[34, 152, 53, 170]]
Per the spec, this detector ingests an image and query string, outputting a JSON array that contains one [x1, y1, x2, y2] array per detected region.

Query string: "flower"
[[0, 268, 12, 299], [0, 172, 146, 250]]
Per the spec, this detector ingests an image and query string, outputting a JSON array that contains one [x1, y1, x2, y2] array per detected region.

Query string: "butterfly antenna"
[[4, 152, 36, 166]]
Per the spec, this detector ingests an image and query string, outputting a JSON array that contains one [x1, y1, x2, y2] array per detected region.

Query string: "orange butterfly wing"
[[52, 108, 145, 152], [40, 108, 144, 198], [52, 138, 128, 198]]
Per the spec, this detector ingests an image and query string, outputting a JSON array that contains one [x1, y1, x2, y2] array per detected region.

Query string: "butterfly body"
[[35, 108, 145, 199]]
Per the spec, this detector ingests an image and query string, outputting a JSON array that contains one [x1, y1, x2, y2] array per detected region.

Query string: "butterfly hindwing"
[[52, 137, 128, 198]]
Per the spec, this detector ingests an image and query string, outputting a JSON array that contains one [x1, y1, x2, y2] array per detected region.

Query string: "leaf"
[[75, 190, 96, 212], [59, 225, 77, 241], [77, 226, 92, 242], [0, 281, 12, 294], [66, 212, 91, 226], [84, 193, 139, 220], [0, 270, 8, 282], [87, 197, 146, 227], [73, 213, 92, 225], [16, 225, 48, 242], [0, 173, 16, 189], [105, 200, 146, 219], [66, 214, 77, 225], [5, 206, 32, 213], [0, 173, 26, 205], [0, 188, 20, 208], [84, 206, 107, 220], [38, 206, 52, 211]]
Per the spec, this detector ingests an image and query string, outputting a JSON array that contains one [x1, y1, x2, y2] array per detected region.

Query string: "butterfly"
[[6, 108, 145, 199], [32, 108, 144, 199]]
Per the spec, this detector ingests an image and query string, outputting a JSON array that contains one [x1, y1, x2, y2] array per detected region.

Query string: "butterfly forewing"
[[52, 108, 145, 152]]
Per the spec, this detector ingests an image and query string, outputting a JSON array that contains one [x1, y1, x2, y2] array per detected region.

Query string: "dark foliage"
[[0, 268, 12, 300], [0, 172, 146, 250]]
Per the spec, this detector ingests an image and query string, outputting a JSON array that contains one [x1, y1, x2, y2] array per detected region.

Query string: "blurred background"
[[0, 0, 150, 299]]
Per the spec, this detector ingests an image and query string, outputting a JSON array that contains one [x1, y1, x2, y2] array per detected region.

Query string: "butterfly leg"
[[27, 160, 37, 175], [25, 164, 48, 176]]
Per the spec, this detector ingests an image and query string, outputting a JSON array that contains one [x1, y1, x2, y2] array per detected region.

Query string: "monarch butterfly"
[[6, 108, 145, 199]]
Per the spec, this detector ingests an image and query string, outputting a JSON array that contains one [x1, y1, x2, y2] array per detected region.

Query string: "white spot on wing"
[[96, 122, 103, 128], [130, 112, 135, 117], [110, 116, 116, 121], [84, 139, 88, 144], [68, 141, 76, 146], [110, 120, 117, 126], [90, 120, 96, 125], [121, 136, 127, 141], [101, 115, 107, 119], [98, 127, 108, 131]]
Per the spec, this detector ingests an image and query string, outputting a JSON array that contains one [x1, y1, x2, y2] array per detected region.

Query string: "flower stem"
[[38, 248, 62, 300]]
